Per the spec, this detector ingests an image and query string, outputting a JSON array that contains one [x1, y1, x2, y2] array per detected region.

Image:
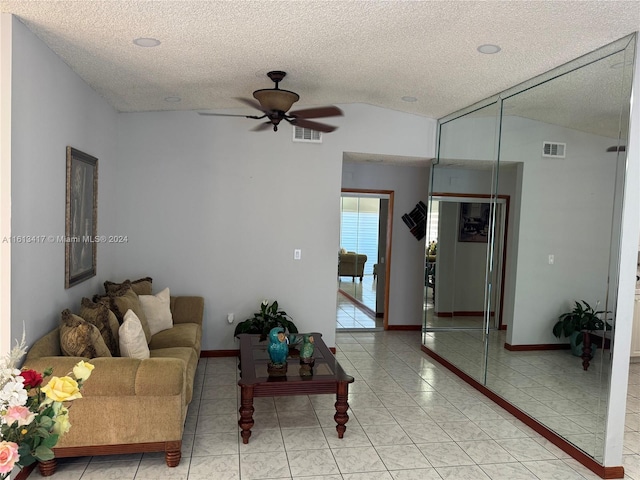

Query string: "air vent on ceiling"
[[293, 126, 322, 143], [542, 141, 566, 158]]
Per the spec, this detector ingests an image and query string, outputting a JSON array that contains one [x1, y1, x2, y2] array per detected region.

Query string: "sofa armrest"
[[170, 296, 204, 326], [22, 356, 185, 397]]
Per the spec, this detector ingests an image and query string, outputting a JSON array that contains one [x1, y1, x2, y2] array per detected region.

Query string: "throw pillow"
[[59, 309, 112, 358], [138, 287, 173, 336], [104, 276, 153, 296], [79, 297, 120, 356], [104, 281, 152, 343], [119, 309, 150, 359]]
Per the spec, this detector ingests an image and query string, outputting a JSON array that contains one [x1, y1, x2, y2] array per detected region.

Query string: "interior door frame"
[[340, 188, 394, 330], [429, 192, 510, 330]]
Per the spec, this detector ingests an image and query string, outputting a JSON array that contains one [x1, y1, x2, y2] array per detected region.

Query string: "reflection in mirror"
[[484, 43, 634, 463], [422, 101, 501, 384], [422, 33, 635, 467]]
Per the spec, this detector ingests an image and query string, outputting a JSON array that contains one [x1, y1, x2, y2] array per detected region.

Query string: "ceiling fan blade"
[[234, 97, 270, 114], [289, 118, 337, 133], [288, 106, 343, 119], [251, 121, 274, 132], [198, 112, 265, 119]]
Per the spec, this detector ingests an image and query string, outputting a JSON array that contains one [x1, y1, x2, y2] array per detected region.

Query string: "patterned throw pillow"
[[102, 281, 152, 343], [59, 309, 112, 358], [79, 297, 120, 356], [104, 277, 152, 296]]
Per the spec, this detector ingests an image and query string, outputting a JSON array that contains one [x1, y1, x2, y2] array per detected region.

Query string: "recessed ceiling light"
[[477, 44, 501, 54], [133, 37, 161, 47], [401, 96, 418, 103], [164, 96, 181, 103]]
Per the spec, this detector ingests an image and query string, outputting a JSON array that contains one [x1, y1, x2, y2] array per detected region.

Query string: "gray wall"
[[10, 17, 119, 347], [112, 108, 435, 349], [341, 161, 431, 327]]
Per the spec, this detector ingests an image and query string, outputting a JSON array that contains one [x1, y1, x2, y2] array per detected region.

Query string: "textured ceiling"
[[1, 0, 639, 120]]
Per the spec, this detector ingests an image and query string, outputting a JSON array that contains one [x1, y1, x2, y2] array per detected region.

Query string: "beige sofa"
[[338, 251, 367, 281], [22, 293, 204, 476]]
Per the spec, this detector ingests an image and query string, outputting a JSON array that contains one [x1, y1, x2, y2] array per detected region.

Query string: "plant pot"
[[569, 331, 597, 358]]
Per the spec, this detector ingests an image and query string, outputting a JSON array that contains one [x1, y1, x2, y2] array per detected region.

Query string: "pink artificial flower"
[[0, 441, 19, 474], [2, 405, 35, 427]]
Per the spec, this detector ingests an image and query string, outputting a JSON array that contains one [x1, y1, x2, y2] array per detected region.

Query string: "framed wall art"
[[65, 146, 98, 288]]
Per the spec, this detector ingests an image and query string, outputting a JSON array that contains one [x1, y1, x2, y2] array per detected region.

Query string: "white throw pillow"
[[119, 309, 150, 359], [138, 287, 173, 336]]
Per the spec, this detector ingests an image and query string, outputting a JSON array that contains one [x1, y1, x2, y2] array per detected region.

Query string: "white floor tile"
[[57, 330, 635, 480]]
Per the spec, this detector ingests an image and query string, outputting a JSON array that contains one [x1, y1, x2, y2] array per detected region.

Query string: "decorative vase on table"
[[267, 327, 289, 376], [299, 334, 315, 376]]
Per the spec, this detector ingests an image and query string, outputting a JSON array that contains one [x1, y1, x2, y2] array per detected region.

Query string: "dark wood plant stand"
[[236, 332, 354, 444], [581, 330, 593, 371]]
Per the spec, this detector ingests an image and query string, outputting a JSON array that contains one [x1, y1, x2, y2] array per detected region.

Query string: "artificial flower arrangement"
[[0, 334, 93, 478]]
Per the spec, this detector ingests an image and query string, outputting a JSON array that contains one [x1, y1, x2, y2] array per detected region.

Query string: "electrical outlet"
[[294, 249, 301, 260], [548, 254, 554, 265], [227, 313, 234, 324]]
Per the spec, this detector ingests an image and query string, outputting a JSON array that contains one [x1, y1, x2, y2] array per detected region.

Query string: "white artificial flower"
[[0, 377, 27, 409]]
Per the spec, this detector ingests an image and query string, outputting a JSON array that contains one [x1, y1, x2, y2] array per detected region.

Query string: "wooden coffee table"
[[236, 332, 354, 444]]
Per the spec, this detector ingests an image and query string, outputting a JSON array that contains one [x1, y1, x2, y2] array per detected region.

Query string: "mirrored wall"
[[423, 33, 636, 466]]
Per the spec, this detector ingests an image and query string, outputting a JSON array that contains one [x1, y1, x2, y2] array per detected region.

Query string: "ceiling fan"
[[199, 71, 343, 133]]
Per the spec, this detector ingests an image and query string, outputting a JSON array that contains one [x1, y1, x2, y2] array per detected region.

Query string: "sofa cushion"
[[80, 298, 120, 356], [148, 323, 201, 355], [139, 287, 173, 336], [119, 310, 150, 359], [149, 346, 198, 404], [104, 282, 152, 343], [60, 310, 112, 359], [104, 276, 153, 296]]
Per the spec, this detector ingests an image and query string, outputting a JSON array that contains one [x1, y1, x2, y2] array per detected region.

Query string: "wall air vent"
[[293, 126, 322, 143], [542, 141, 566, 158]]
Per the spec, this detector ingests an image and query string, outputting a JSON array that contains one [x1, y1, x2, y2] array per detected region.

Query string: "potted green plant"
[[552, 300, 610, 356], [234, 300, 299, 342]]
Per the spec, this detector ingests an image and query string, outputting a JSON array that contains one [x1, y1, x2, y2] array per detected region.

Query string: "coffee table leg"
[[238, 384, 255, 444], [334, 380, 350, 438]]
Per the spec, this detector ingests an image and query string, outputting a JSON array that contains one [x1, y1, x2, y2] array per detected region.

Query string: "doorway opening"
[[424, 193, 509, 332], [337, 189, 393, 330]]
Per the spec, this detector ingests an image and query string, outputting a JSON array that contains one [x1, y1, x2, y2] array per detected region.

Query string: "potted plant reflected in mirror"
[[552, 300, 611, 357], [234, 300, 299, 342]]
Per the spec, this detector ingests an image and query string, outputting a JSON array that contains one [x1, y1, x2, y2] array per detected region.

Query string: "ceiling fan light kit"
[[252, 71, 300, 112], [199, 70, 343, 133]]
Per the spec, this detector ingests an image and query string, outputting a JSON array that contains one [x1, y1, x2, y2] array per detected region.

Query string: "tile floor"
[[25, 330, 640, 480], [423, 328, 613, 458], [336, 275, 380, 330]]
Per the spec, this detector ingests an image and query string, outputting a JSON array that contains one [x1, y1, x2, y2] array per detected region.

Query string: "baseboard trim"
[[387, 324, 422, 331], [201, 347, 337, 356], [504, 343, 570, 351], [420, 345, 624, 479], [338, 288, 376, 319], [200, 347, 336, 358], [200, 350, 239, 357]]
